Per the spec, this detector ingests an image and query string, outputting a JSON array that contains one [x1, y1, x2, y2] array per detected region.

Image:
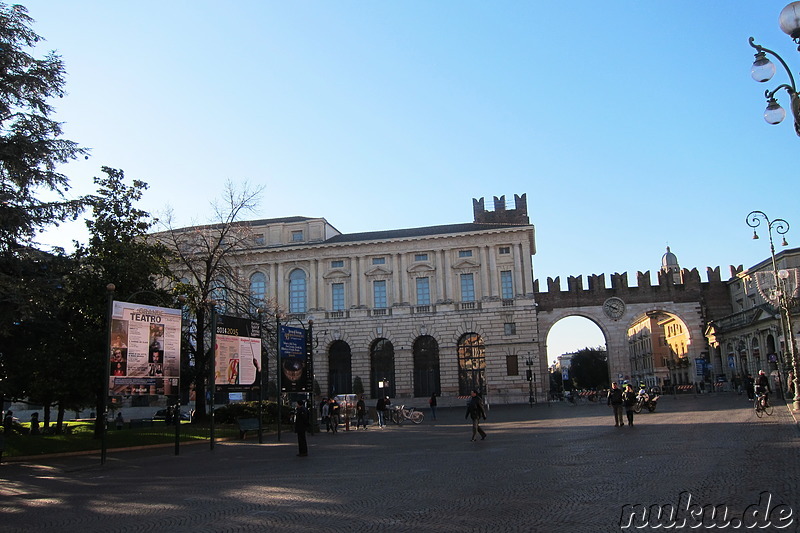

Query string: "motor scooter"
[[633, 389, 660, 413]]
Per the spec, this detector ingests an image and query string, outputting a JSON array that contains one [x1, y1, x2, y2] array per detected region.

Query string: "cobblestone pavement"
[[1, 393, 798, 533]]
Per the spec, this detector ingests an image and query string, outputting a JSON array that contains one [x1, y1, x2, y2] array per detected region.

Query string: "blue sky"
[[20, 1, 800, 359]]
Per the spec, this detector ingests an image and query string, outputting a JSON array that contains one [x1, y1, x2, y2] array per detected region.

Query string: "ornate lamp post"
[[746, 210, 798, 410], [525, 353, 535, 407], [749, 3, 800, 136]]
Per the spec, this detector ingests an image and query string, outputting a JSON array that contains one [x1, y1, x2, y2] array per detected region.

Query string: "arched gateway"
[[533, 267, 731, 388]]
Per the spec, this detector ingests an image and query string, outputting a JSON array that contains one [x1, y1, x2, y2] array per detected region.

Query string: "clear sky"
[[19, 1, 800, 360]]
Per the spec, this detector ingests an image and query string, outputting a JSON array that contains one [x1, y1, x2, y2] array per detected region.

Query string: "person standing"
[[429, 392, 438, 421], [745, 374, 755, 401], [355, 395, 367, 429], [329, 398, 340, 434], [607, 382, 624, 427], [321, 400, 331, 432], [3, 410, 13, 434], [376, 396, 386, 428], [622, 384, 637, 426], [294, 400, 309, 457], [30, 412, 40, 435], [465, 389, 487, 441]]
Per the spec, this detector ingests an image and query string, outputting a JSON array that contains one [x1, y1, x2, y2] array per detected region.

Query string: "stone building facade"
[[223, 194, 539, 407], [704, 248, 800, 392]]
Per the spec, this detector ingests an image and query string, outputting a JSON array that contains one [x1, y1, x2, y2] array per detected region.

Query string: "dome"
[[661, 246, 679, 270]]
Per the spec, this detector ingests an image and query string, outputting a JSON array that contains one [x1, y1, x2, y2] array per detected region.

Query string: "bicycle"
[[754, 393, 774, 418], [389, 405, 424, 425]]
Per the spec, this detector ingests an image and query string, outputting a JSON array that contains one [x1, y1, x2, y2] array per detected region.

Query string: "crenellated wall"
[[534, 267, 731, 323]]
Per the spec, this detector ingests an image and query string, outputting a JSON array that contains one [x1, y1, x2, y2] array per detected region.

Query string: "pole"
[[307, 320, 317, 434], [101, 284, 115, 465], [258, 322, 264, 444], [174, 399, 181, 455], [276, 316, 282, 442], [209, 302, 217, 451]]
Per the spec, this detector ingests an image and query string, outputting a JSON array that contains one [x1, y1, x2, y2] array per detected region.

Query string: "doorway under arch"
[[546, 316, 607, 396]]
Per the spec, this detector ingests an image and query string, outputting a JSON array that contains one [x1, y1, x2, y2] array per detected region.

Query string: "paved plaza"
[[1, 393, 799, 532]]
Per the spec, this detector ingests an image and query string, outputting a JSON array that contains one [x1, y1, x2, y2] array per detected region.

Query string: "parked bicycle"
[[754, 393, 774, 418], [389, 405, 424, 425]]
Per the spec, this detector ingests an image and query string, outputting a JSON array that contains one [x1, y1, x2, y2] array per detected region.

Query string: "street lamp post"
[[525, 353, 535, 407], [749, 2, 800, 136], [746, 210, 798, 410]]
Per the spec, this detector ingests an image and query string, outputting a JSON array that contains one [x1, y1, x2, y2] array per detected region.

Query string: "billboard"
[[279, 324, 313, 392], [109, 301, 182, 396], [214, 314, 262, 390]]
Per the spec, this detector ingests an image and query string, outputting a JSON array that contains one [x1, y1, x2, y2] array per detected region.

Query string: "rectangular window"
[[458, 250, 473, 258], [291, 230, 304, 242], [372, 257, 386, 265], [499, 246, 511, 255], [253, 234, 265, 245], [504, 323, 516, 335], [331, 260, 344, 268], [373, 280, 387, 309], [414, 253, 428, 262], [460, 273, 475, 302], [416, 277, 431, 305], [506, 355, 519, 376], [332, 283, 345, 311], [501, 270, 514, 299]]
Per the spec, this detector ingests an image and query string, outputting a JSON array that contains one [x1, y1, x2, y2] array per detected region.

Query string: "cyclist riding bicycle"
[[755, 370, 771, 406]]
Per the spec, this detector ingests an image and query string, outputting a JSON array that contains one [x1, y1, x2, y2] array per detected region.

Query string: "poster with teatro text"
[[214, 314, 262, 390], [109, 301, 182, 396]]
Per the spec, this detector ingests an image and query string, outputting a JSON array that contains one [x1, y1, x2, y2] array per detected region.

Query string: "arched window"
[[289, 269, 307, 314], [370, 339, 395, 399], [413, 335, 440, 397], [328, 340, 352, 396], [249, 272, 267, 313], [457, 333, 485, 396], [751, 337, 761, 359]]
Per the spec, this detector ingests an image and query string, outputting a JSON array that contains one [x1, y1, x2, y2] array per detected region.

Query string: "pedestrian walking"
[[607, 382, 624, 427], [622, 384, 636, 426], [329, 398, 340, 434], [429, 392, 437, 421], [294, 400, 309, 457], [115, 412, 124, 430], [355, 395, 368, 429], [30, 412, 40, 435], [465, 389, 487, 441]]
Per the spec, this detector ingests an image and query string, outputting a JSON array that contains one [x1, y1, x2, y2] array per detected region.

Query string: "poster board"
[[109, 301, 181, 396]]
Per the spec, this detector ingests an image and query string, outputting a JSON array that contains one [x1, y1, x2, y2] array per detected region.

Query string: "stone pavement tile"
[[0, 394, 798, 532]]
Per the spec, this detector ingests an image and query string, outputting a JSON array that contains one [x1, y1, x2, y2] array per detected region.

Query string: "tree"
[[157, 181, 266, 421], [569, 346, 609, 389], [0, 2, 89, 382], [0, 3, 89, 253], [64, 167, 170, 435]]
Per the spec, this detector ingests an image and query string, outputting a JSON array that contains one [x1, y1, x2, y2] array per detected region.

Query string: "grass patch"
[[0, 421, 269, 458]]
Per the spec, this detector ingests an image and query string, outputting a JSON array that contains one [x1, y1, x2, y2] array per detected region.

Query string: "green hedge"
[[212, 401, 292, 425]]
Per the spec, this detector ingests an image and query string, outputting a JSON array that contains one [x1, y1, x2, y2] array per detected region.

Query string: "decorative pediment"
[[322, 268, 351, 280], [407, 263, 435, 274], [452, 258, 480, 270], [365, 265, 392, 277]]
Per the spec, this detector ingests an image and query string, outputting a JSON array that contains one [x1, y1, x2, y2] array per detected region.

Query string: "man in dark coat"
[[294, 400, 309, 457], [607, 382, 624, 427], [465, 389, 487, 441]]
